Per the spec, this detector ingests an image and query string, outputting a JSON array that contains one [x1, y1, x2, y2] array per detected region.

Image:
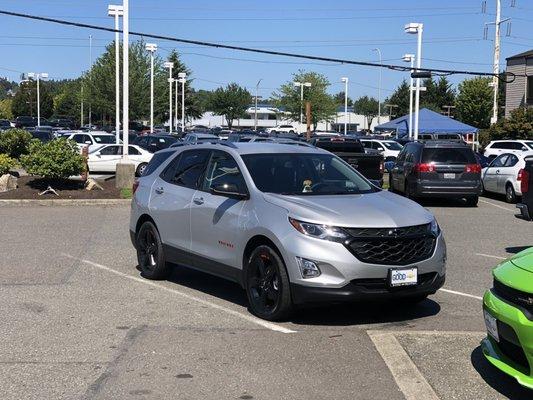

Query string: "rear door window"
[[490, 154, 509, 168], [422, 148, 476, 164], [163, 149, 210, 189], [505, 155, 519, 167]]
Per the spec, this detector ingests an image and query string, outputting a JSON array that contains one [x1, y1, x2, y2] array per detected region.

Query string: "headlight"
[[430, 218, 440, 237], [289, 217, 349, 243]]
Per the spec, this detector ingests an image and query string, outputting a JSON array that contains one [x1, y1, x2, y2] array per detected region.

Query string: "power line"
[[0, 9, 518, 81]]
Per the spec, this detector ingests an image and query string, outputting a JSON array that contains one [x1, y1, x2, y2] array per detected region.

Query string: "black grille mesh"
[[493, 280, 533, 319]]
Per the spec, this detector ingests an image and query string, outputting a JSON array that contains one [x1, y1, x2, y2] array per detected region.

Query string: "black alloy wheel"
[[246, 245, 292, 321], [136, 221, 169, 279]]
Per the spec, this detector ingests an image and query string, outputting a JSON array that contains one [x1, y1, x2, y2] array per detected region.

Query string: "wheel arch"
[[135, 213, 157, 235], [241, 235, 285, 287]]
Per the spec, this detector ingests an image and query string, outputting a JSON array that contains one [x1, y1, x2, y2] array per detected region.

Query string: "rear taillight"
[[414, 163, 436, 173], [520, 169, 529, 193], [132, 180, 139, 194], [464, 164, 481, 173], [380, 161, 384, 174]]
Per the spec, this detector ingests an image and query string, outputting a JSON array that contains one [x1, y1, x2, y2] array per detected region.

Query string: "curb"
[[0, 198, 131, 206]]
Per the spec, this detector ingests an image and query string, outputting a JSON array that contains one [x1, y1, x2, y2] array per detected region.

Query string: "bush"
[[0, 154, 16, 175], [0, 128, 33, 159], [20, 138, 84, 181]]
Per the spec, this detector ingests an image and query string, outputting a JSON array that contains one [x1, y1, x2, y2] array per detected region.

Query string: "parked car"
[[516, 155, 533, 220], [389, 141, 482, 205], [88, 144, 152, 176], [482, 248, 533, 389], [312, 130, 341, 136], [265, 124, 298, 134], [360, 139, 403, 162], [228, 134, 271, 143], [15, 116, 36, 128], [129, 142, 446, 320], [482, 153, 527, 203], [183, 132, 219, 144], [133, 134, 179, 153], [419, 133, 464, 142], [484, 140, 533, 160], [66, 131, 118, 152], [311, 136, 384, 185], [30, 130, 54, 143], [0, 119, 12, 131]]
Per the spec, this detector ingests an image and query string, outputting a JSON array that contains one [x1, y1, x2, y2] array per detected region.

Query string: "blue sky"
[[1, 0, 532, 100]]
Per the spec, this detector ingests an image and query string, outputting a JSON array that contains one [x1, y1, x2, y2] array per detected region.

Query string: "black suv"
[[389, 141, 482, 205], [133, 134, 179, 153]]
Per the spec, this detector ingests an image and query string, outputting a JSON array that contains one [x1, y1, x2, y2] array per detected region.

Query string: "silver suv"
[[130, 143, 446, 320]]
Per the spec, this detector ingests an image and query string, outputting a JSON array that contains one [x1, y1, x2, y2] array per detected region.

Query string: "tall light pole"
[[122, 0, 129, 159], [405, 22, 423, 141], [27, 72, 48, 128], [178, 72, 186, 132], [402, 54, 415, 139], [164, 62, 174, 133], [145, 43, 157, 133], [341, 77, 349, 135], [109, 4, 124, 144], [174, 78, 178, 132], [88, 34, 93, 128], [293, 81, 311, 134], [372, 48, 382, 125], [254, 78, 262, 131]]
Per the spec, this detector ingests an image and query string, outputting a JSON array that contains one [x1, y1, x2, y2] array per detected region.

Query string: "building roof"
[[374, 108, 478, 136], [506, 50, 533, 61]]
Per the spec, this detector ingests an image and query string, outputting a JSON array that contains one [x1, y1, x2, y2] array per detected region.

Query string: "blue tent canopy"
[[374, 108, 478, 137]]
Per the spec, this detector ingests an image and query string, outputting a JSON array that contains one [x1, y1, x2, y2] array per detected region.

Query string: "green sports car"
[[482, 247, 533, 389]]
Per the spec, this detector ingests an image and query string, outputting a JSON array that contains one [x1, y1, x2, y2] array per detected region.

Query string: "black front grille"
[[496, 320, 530, 374], [345, 224, 436, 265], [493, 279, 533, 320]]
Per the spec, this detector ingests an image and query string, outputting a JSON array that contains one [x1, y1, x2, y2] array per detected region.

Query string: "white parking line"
[[479, 199, 514, 212], [475, 253, 507, 261], [62, 253, 297, 334], [368, 331, 440, 400], [439, 288, 483, 301]]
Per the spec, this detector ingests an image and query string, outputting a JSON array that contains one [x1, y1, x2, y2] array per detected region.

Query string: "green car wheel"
[[482, 247, 533, 390]]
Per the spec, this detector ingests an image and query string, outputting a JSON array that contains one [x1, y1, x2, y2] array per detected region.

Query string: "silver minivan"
[[130, 143, 446, 320]]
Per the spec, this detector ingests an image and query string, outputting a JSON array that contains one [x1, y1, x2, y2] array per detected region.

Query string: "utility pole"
[[341, 77, 349, 134], [178, 72, 186, 132], [385, 104, 398, 119], [109, 4, 124, 143], [122, 0, 129, 158], [145, 43, 157, 133], [254, 79, 262, 131], [164, 62, 174, 133], [402, 54, 415, 138], [372, 48, 382, 124], [88, 34, 92, 128]]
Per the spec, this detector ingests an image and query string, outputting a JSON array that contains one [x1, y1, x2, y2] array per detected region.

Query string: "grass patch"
[[120, 187, 133, 199], [382, 181, 389, 190]]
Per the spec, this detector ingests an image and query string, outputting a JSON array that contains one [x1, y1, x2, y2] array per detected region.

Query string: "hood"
[[510, 247, 533, 273], [263, 190, 434, 228]]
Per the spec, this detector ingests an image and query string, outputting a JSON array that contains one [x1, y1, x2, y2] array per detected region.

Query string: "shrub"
[[0, 154, 16, 175], [0, 128, 33, 159], [20, 138, 84, 181]]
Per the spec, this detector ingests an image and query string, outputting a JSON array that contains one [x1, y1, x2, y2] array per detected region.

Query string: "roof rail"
[[216, 141, 238, 149]]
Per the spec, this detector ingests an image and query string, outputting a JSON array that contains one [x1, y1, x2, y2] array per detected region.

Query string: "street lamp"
[[164, 62, 174, 133], [405, 22, 423, 141], [145, 43, 157, 134], [109, 4, 124, 144], [27, 72, 48, 127], [372, 48, 382, 126], [254, 79, 262, 131], [178, 72, 186, 132], [293, 81, 311, 134], [340, 77, 349, 135], [402, 53, 415, 139]]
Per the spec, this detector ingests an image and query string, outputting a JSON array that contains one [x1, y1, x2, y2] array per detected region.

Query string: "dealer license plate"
[[484, 309, 499, 342], [443, 173, 456, 179], [389, 267, 418, 287]]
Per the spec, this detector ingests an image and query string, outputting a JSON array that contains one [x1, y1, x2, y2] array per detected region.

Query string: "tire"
[[136, 221, 169, 280], [505, 183, 517, 203], [405, 181, 416, 200], [136, 162, 148, 177], [465, 195, 479, 207], [245, 245, 293, 321]]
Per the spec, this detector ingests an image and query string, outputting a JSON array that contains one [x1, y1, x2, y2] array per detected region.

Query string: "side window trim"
[[198, 150, 249, 195]]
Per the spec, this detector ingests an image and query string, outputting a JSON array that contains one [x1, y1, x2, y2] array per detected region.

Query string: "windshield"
[[242, 153, 377, 196], [93, 135, 116, 144], [383, 141, 403, 150]]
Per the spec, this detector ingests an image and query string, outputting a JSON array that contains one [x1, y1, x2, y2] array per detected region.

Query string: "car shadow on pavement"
[[415, 197, 475, 208], [506, 246, 532, 255], [470, 346, 532, 399]]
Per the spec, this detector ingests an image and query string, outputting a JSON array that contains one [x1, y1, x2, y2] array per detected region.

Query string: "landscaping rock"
[[0, 173, 18, 193]]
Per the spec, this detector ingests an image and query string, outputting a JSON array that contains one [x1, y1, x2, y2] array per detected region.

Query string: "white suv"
[[360, 139, 403, 161], [67, 131, 118, 152], [484, 140, 533, 160], [265, 124, 298, 134]]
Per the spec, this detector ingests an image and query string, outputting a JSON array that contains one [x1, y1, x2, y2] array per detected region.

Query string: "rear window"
[[422, 147, 476, 164], [93, 135, 115, 144], [141, 151, 174, 176]]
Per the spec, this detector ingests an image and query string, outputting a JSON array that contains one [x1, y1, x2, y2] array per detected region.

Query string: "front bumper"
[[291, 272, 445, 304], [482, 289, 533, 389]]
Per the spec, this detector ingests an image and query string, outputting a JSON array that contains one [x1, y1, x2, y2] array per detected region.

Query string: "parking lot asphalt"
[[1, 195, 532, 399]]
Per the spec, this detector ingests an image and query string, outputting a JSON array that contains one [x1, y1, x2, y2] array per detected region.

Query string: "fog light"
[[296, 257, 321, 279]]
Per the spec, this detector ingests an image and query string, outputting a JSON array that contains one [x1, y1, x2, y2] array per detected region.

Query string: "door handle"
[[154, 186, 164, 194], [496, 170, 500, 174], [193, 197, 204, 205]]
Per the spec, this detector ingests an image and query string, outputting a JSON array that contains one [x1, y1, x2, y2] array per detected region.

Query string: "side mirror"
[[522, 146, 528, 151], [95, 151, 101, 157], [378, 148, 384, 152], [210, 183, 249, 200]]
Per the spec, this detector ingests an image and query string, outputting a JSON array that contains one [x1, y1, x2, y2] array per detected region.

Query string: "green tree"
[[0, 128, 32, 159], [456, 77, 493, 129], [333, 91, 353, 107], [353, 95, 379, 129], [208, 83, 251, 129], [480, 108, 533, 146], [0, 98, 13, 119], [11, 80, 53, 118], [53, 80, 81, 121], [385, 80, 410, 117], [274, 71, 337, 130]]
